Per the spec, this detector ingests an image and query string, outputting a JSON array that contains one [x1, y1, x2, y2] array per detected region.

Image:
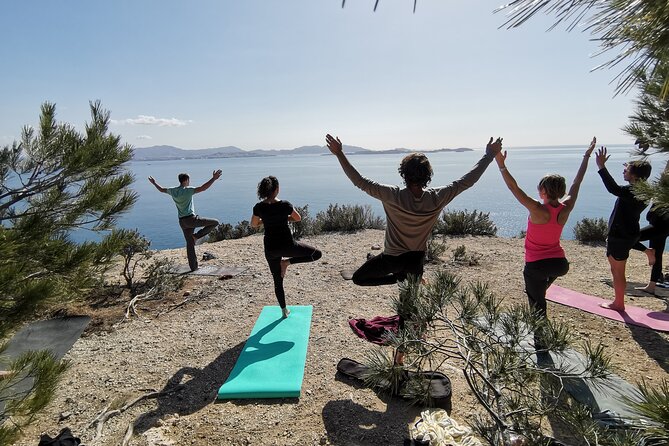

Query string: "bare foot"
[[0, 370, 11, 380], [646, 248, 656, 266], [281, 307, 290, 318], [280, 259, 290, 278], [600, 302, 625, 311], [634, 284, 656, 295]]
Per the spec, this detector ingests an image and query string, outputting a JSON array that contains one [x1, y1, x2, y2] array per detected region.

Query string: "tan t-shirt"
[[340, 153, 494, 255]]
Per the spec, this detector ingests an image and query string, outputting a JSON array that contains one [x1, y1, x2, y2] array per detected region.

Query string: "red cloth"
[[348, 315, 402, 345]]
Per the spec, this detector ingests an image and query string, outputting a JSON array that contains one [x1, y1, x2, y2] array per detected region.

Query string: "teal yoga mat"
[[217, 305, 312, 399]]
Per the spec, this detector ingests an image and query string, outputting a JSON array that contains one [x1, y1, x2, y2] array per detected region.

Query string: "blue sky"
[[0, 1, 639, 150]]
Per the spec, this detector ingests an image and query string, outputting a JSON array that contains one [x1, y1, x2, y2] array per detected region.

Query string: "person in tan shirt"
[[325, 134, 502, 286]]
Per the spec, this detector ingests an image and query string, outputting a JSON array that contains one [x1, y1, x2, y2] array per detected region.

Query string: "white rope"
[[410, 409, 483, 446]]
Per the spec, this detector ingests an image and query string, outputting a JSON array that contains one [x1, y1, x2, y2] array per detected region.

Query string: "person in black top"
[[596, 146, 652, 311], [632, 163, 669, 295], [251, 176, 322, 318]]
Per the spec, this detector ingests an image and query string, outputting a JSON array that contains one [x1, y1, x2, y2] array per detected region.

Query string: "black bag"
[[38, 427, 81, 446]]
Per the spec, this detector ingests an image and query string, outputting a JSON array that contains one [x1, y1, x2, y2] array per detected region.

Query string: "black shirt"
[[598, 168, 648, 239], [252, 200, 294, 248]]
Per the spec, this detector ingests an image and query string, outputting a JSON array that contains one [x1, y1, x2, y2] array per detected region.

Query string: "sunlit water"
[[74, 145, 666, 250]]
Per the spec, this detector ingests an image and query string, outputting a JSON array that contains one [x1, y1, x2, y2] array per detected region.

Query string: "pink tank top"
[[524, 203, 566, 263]]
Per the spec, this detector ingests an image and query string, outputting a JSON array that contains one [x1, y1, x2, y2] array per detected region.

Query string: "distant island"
[[132, 144, 473, 161]]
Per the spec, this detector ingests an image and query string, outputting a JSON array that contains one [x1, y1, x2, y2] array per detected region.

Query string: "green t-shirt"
[[167, 186, 196, 217]]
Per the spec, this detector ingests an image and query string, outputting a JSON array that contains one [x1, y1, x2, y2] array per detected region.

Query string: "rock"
[[58, 411, 71, 421]]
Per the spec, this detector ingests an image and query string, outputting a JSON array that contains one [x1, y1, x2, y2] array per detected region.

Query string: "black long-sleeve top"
[[598, 167, 648, 239]]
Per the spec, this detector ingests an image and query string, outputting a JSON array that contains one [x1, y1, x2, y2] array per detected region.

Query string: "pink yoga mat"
[[547, 285, 669, 332]]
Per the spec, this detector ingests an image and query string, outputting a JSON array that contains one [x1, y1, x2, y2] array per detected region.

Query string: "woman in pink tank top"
[[495, 137, 596, 350]]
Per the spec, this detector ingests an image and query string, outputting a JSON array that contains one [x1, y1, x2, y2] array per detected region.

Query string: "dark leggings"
[[632, 224, 669, 282], [524, 257, 569, 318], [352, 251, 425, 286], [265, 242, 322, 308]]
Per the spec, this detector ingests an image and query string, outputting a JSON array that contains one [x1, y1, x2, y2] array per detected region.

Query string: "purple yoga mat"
[[547, 285, 669, 332]]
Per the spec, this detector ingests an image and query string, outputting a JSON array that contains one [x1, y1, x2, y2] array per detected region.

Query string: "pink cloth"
[[525, 203, 566, 262], [348, 315, 402, 345]]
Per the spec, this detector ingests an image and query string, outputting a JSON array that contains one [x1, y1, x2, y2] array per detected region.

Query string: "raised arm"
[[596, 146, 625, 196], [325, 134, 395, 200], [562, 137, 596, 215], [194, 169, 223, 193], [148, 176, 167, 193], [495, 150, 543, 215]]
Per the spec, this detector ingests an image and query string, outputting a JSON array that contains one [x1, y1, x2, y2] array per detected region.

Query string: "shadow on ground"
[[629, 324, 669, 374], [322, 372, 422, 445], [133, 341, 244, 433]]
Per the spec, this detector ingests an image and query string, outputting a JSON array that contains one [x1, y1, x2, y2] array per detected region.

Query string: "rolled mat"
[[217, 305, 312, 399]]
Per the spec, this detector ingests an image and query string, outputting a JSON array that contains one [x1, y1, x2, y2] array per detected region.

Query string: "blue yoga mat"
[[217, 305, 312, 399]]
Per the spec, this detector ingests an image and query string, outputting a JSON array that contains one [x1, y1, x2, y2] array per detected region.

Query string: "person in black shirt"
[[251, 176, 322, 318], [596, 147, 652, 311], [632, 163, 669, 295]]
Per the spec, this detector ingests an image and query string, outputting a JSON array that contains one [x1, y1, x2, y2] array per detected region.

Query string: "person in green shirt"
[[149, 170, 222, 271]]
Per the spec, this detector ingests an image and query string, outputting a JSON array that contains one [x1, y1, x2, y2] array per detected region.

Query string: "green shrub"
[[452, 244, 481, 266], [573, 217, 608, 244], [315, 204, 385, 233], [436, 209, 497, 236], [208, 220, 257, 242], [425, 236, 447, 264]]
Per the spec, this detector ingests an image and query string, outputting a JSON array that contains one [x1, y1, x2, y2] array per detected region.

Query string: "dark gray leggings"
[[352, 251, 425, 286], [524, 257, 569, 318], [265, 242, 322, 308], [179, 214, 219, 271], [632, 224, 669, 282]]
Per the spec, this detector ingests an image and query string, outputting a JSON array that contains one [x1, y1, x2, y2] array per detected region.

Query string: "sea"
[[82, 145, 667, 250]]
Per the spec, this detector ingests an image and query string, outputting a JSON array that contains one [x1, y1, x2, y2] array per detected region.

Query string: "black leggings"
[[352, 251, 425, 286], [632, 224, 669, 282], [264, 242, 322, 308], [524, 257, 569, 318]]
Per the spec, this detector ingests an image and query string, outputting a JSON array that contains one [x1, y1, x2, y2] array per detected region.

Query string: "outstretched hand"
[[212, 169, 222, 180], [585, 136, 596, 157], [148, 176, 156, 184], [595, 146, 609, 169], [325, 134, 343, 155], [486, 137, 503, 157], [495, 150, 508, 167]]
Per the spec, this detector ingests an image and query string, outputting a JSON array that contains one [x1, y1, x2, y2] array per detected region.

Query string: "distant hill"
[[132, 144, 472, 161]]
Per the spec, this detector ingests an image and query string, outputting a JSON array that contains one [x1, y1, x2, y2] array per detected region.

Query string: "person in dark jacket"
[[596, 147, 652, 311]]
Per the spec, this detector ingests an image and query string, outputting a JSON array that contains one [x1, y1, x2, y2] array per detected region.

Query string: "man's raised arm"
[[148, 176, 167, 193], [195, 169, 223, 193]]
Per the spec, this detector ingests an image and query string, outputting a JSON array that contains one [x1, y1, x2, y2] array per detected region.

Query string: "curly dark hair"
[[257, 176, 279, 200], [398, 153, 433, 188]]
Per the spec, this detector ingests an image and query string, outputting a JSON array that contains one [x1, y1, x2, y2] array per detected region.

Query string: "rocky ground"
[[11, 230, 669, 446]]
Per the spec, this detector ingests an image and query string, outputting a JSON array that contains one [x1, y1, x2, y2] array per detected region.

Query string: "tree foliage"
[[0, 102, 136, 441], [0, 101, 136, 336], [360, 271, 667, 444], [496, 0, 669, 98]]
